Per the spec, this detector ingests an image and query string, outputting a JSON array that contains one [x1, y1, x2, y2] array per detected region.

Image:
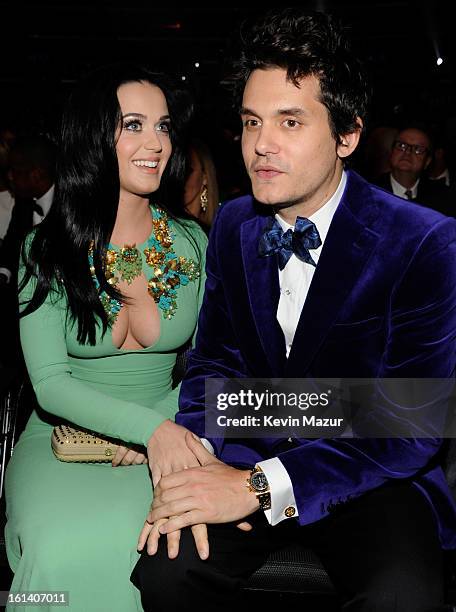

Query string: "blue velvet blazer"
[[177, 170, 456, 549]]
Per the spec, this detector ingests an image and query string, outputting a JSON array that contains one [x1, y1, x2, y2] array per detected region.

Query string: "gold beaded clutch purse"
[[51, 424, 119, 463]]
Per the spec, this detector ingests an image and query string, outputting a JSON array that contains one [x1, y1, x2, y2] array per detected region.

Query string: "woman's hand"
[[142, 423, 210, 560], [138, 518, 209, 560], [112, 445, 148, 467], [147, 419, 202, 486]]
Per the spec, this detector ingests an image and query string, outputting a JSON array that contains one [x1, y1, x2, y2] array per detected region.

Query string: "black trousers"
[[131, 481, 446, 612]]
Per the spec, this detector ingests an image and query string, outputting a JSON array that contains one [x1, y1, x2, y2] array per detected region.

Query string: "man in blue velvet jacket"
[[133, 9, 456, 611]]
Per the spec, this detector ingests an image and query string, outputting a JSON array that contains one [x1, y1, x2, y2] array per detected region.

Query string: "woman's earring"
[[200, 185, 208, 213]]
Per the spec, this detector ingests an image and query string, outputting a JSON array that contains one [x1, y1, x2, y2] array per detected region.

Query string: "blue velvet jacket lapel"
[[240, 171, 382, 377], [241, 215, 287, 376], [286, 171, 382, 375]]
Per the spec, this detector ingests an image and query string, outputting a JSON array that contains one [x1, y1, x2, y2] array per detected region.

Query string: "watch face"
[[250, 470, 269, 493]]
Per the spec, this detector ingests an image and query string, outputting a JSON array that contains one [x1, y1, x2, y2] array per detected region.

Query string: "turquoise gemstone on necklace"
[[89, 206, 200, 324]]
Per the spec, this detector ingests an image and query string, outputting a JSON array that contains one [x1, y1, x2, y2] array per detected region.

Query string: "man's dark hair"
[[226, 8, 370, 144]]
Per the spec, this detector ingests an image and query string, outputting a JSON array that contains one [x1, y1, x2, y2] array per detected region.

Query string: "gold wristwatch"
[[247, 466, 271, 510]]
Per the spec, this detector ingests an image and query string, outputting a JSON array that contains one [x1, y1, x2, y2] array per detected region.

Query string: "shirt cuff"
[[0, 267, 11, 283], [201, 438, 215, 455], [257, 457, 298, 525]]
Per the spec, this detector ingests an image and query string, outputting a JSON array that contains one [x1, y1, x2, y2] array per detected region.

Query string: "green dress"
[[4, 208, 207, 612]]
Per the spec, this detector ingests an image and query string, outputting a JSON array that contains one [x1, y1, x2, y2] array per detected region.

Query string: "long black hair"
[[20, 63, 194, 345]]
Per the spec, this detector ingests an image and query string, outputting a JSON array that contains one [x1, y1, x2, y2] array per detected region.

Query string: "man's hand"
[[139, 431, 252, 559], [146, 432, 258, 534], [147, 419, 202, 486]]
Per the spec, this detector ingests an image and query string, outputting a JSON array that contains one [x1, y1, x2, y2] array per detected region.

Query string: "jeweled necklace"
[[89, 206, 200, 324]]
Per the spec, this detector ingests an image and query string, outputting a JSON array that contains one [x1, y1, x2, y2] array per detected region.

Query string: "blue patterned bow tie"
[[258, 216, 322, 270]]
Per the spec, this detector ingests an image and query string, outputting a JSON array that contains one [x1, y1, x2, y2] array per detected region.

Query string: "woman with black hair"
[[4, 64, 207, 611]]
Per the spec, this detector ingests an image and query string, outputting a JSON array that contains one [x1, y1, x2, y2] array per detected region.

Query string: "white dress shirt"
[[257, 171, 347, 525], [32, 184, 54, 226], [429, 168, 450, 187], [389, 173, 418, 200], [0, 190, 15, 241], [0, 185, 54, 283]]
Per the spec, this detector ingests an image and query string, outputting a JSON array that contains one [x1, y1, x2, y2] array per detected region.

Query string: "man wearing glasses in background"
[[375, 125, 454, 216]]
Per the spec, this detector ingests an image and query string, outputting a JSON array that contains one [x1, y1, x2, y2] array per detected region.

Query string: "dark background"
[[1, 0, 455, 188]]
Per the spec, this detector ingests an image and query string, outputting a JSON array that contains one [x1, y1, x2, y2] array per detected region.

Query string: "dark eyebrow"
[[239, 106, 308, 117], [122, 113, 147, 120], [239, 106, 258, 117], [121, 113, 170, 121], [277, 107, 308, 117]]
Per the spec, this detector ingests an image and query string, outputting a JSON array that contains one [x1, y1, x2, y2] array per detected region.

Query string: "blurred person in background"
[[375, 125, 453, 216], [0, 125, 16, 246], [0, 135, 56, 287], [183, 138, 220, 232]]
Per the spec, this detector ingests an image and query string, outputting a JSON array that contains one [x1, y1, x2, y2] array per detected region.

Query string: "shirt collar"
[[34, 184, 54, 216], [430, 168, 450, 187], [390, 173, 419, 199], [275, 170, 347, 248]]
